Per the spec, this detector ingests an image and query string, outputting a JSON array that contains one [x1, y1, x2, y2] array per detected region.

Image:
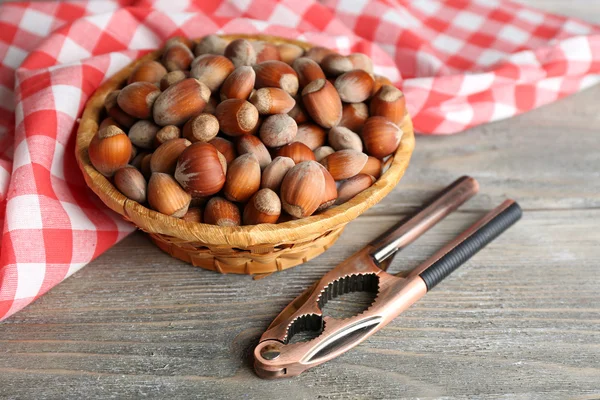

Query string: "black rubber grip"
[[420, 202, 522, 291]]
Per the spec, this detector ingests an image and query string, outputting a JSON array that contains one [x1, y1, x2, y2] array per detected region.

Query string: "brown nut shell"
[[259, 114, 297, 148], [224, 39, 257, 67], [159, 70, 189, 91], [328, 126, 363, 152], [336, 174, 376, 205], [204, 197, 241, 226], [224, 153, 261, 203], [89, 125, 132, 177], [153, 78, 211, 126], [128, 120, 161, 149], [114, 166, 147, 203], [195, 35, 228, 56], [253, 41, 281, 63], [117, 82, 160, 120], [140, 153, 153, 179], [162, 42, 194, 72], [154, 125, 181, 148], [190, 54, 235, 92], [276, 142, 316, 164], [316, 163, 338, 211], [347, 53, 374, 74], [104, 91, 136, 128], [287, 100, 308, 124], [150, 138, 191, 174], [372, 74, 394, 96], [220, 66, 255, 101], [236, 134, 271, 169], [209, 137, 237, 165], [320, 149, 368, 180], [253, 60, 299, 96], [128, 61, 167, 85], [165, 36, 194, 50], [280, 161, 325, 218], [361, 116, 403, 158], [301, 79, 342, 129], [292, 57, 326, 88], [148, 172, 191, 218], [215, 99, 259, 136], [250, 87, 296, 115], [339, 102, 369, 132], [369, 85, 407, 126], [334, 70, 374, 103], [183, 113, 219, 143], [320, 54, 353, 77], [294, 123, 326, 150], [360, 156, 382, 179], [261, 156, 295, 192], [313, 146, 335, 162], [174, 142, 227, 197], [304, 46, 336, 63], [243, 188, 281, 225], [278, 43, 304, 65], [182, 207, 203, 223]]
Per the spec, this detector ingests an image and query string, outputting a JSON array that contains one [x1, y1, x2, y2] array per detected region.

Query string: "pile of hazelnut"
[[88, 35, 406, 226]]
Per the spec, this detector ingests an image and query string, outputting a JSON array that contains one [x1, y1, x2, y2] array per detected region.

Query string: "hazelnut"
[[243, 188, 281, 225], [159, 70, 189, 91], [154, 125, 181, 148], [117, 82, 160, 120], [276, 142, 316, 164], [236, 134, 271, 169], [104, 91, 137, 129], [336, 174, 376, 205], [114, 166, 147, 203], [88, 125, 132, 177], [182, 207, 203, 223], [161, 42, 194, 71], [253, 41, 281, 63], [328, 126, 363, 152], [372, 74, 393, 96], [294, 123, 326, 150], [261, 156, 295, 192], [215, 99, 259, 136], [347, 53, 374, 74], [150, 138, 191, 175], [334, 70, 374, 103], [301, 79, 342, 128], [292, 57, 326, 88], [190, 54, 235, 92], [253, 60, 299, 96], [148, 172, 191, 218], [174, 142, 227, 197], [278, 43, 304, 65], [361, 116, 402, 158], [317, 163, 337, 210], [183, 113, 219, 143], [224, 39, 257, 67], [259, 114, 297, 148], [220, 66, 255, 101], [250, 87, 296, 115], [360, 156, 382, 179], [128, 61, 167, 85], [313, 146, 335, 162], [128, 120, 161, 149], [195, 35, 228, 56], [280, 161, 325, 218], [287, 100, 308, 124], [370, 85, 406, 126], [339, 102, 369, 132], [320, 149, 368, 180], [224, 153, 261, 203], [209, 137, 237, 165], [304, 46, 336, 63], [320, 54, 353, 77], [153, 78, 211, 126], [204, 197, 241, 226]]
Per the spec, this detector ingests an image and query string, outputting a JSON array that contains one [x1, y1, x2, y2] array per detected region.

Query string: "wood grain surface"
[[1, 1, 599, 399]]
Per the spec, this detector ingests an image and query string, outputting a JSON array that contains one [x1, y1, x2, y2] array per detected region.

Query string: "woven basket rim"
[[75, 34, 415, 248]]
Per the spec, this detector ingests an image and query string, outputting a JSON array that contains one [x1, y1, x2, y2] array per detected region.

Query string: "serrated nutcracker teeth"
[[284, 314, 323, 344], [316, 273, 380, 312]]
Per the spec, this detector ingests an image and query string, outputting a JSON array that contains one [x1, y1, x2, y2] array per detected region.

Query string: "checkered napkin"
[[1, 0, 599, 321]]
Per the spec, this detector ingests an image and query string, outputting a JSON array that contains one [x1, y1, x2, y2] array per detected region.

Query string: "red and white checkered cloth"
[[1, 0, 599, 321]]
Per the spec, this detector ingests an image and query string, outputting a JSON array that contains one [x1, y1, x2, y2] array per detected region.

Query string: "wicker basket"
[[75, 34, 415, 276]]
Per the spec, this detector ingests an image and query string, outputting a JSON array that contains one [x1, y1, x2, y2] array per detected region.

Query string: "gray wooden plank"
[[0, 207, 599, 399]]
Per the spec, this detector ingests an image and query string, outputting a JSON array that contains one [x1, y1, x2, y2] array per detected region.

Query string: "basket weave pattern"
[[75, 34, 415, 276]]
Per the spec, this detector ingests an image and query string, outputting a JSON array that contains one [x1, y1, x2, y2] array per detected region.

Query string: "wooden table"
[[2, 1, 599, 399]]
